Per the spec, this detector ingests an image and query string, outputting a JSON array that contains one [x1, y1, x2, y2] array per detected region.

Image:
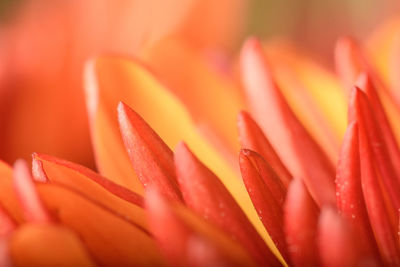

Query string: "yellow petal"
[[142, 37, 245, 163], [86, 55, 274, 252], [37, 183, 164, 266], [10, 224, 95, 267], [32, 153, 147, 231]]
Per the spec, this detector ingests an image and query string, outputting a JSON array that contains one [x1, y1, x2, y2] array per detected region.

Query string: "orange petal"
[[356, 74, 400, 179], [118, 102, 182, 201], [352, 89, 400, 265], [10, 224, 95, 267], [284, 179, 320, 266], [318, 208, 376, 267], [336, 122, 380, 260], [349, 88, 400, 210], [0, 206, 16, 237], [36, 183, 164, 266], [146, 190, 255, 267], [237, 111, 291, 187], [13, 160, 51, 223], [0, 161, 23, 223], [239, 149, 289, 263], [262, 41, 346, 160], [142, 37, 244, 163], [174, 142, 281, 266], [240, 37, 336, 207], [86, 55, 271, 247], [32, 153, 147, 231]]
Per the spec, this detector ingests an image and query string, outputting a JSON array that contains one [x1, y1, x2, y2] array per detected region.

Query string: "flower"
[[1, 4, 400, 267]]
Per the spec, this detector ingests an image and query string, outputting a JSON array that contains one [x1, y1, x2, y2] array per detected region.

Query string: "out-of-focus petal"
[[0, 161, 23, 223], [352, 89, 400, 265], [349, 89, 400, 210], [10, 224, 95, 267], [13, 160, 51, 223], [0, 0, 196, 166], [0, 207, 16, 237], [336, 122, 381, 261], [240, 38, 336, 207], [36, 183, 164, 266], [32, 153, 147, 230], [86, 55, 271, 247], [237, 111, 291, 187], [263, 41, 347, 160], [146, 190, 256, 267], [284, 179, 320, 266], [239, 149, 288, 263], [335, 37, 400, 144], [117, 102, 182, 201], [142, 37, 245, 163], [176, 0, 247, 50], [318, 208, 376, 267], [174, 143, 282, 266]]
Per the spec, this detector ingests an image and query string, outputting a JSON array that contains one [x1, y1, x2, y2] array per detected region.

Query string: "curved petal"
[[284, 179, 320, 266], [85, 55, 271, 247], [142, 37, 245, 163], [237, 111, 291, 187], [32, 153, 147, 231], [240, 38, 336, 207], [336, 122, 380, 260], [146, 190, 255, 267], [239, 149, 288, 263], [174, 143, 282, 266], [36, 183, 164, 266], [10, 224, 95, 267], [118, 102, 182, 201]]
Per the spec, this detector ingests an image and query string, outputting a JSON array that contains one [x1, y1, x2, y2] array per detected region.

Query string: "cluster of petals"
[[1, 10, 400, 267]]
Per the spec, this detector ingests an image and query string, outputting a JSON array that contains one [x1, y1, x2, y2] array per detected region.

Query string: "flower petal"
[[10, 224, 95, 267], [352, 89, 400, 265], [143, 37, 245, 162], [356, 73, 400, 180], [174, 142, 282, 266], [86, 55, 271, 247], [240, 37, 336, 206], [336, 122, 381, 260], [284, 179, 320, 266], [318, 207, 376, 267], [13, 160, 51, 223], [237, 111, 291, 187], [349, 88, 400, 210], [117, 102, 182, 201], [239, 149, 289, 263], [36, 183, 164, 266], [32, 153, 147, 230], [146, 190, 255, 266], [0, 161, 23, 223]]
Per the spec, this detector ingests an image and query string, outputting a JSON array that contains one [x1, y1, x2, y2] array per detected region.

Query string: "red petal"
[[146, 190, 256, 267], [13, 160, 51, 223], [237, 111, 291, 187], [352, 88, 400, 265], [239, 149, 289, 262], [174, 142, 281, 266], [0, 206, 15, 236], [284, 179, 319, 266], [356, 73, 400, 180], [318, 207, 377, 267], [336, 122, 381, 260], [118, 101, 183, 201], [240, 37, 335, 207], [349, 88, 400, 210]]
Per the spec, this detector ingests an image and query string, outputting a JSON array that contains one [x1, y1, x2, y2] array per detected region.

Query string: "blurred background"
[[0, 0, 399, 167]]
